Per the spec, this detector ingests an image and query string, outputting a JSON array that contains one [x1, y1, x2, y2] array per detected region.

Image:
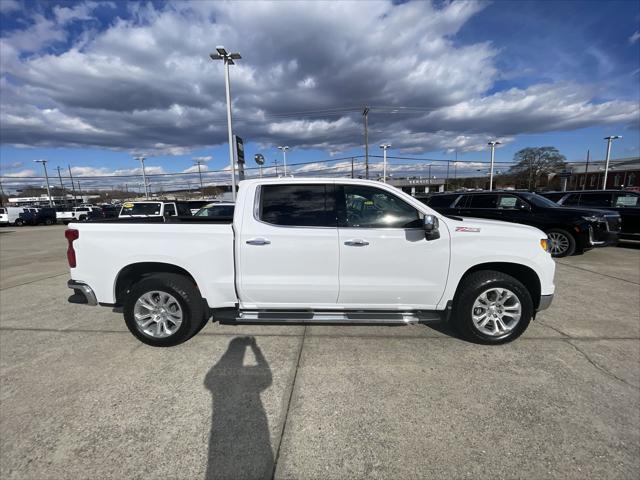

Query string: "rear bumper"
[[537, 294, 554, 312], [67, 279, 98, 306]]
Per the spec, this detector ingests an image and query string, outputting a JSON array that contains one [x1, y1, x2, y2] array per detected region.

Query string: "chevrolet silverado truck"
[[65, 178, 555, 347]]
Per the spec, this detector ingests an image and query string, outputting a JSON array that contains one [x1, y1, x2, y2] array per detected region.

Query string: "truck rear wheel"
[[123, 273, 207, 347], [451, 270, 533, 344]]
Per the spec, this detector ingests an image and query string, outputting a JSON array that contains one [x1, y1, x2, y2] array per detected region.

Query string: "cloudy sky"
[[0, 0, 639, 189]]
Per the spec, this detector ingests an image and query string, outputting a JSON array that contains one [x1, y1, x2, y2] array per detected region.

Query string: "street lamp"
[[210, 46, 241, 201], [134, 156, 149, 199], [34, 160, 53, 207], [487, 140, 501, 191], [603, 135, 621, 190], [277, 146, 290, 176], [379, 144, 391, 183]]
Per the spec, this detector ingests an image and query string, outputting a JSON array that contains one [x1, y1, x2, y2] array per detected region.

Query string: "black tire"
[[546, 228, 576, 257], [44, 218, 53, 225], [451, 270, 534, 345], [123, 273, 207, 347], [63, 221, 70, 225], [14, 219, 24, 226]]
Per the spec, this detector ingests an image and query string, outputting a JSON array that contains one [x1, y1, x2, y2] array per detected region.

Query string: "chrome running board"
[[231, 310, 441, 325]]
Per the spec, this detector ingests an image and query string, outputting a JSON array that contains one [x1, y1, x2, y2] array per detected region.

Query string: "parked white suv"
[[65, 178, 555, 346]]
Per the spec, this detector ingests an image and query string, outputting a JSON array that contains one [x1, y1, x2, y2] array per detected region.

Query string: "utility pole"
[[603, 135, 621, 190], [34, 160, 53, 207], [582, 149, 590, 190], [68, 165, 77, 205], [55, 166, 65, 205], [379, 144, 391, 183], [363, 107, 370, 179], [274, 158, 279, 176], [351, 157, 355, 179], [0, 181, 5, 206], [134, 156, 149, 199], [487, 141, 501, 191], [427, 164, 432, 191], [194, 160, 205, 194], [210, 46, 241, 201], [445, 159, 450, 192]]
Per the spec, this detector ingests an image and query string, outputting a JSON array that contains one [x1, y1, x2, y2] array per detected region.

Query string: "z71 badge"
[[455, 226, 481, 233]]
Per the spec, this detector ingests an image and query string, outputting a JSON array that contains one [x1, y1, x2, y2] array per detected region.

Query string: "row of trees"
[[508, 146, 567, 190]]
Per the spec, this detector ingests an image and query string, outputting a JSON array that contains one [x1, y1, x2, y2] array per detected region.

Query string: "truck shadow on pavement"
[[204, 337, 274, 480]]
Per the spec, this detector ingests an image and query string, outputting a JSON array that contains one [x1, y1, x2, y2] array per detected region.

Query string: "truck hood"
[[452, 216, 545, 237]]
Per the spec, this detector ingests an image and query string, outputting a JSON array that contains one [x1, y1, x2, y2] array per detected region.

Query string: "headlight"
[[581, 215, 602, 222], [540, 238, 549, 252]]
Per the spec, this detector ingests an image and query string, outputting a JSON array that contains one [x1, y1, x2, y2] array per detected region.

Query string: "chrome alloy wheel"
[[547, 232, 570, 256], [133, 290, 183, 338], [471, 288, 522, 337]]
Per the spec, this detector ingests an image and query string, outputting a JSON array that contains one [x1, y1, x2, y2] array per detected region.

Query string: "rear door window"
[[579, 192, 612, 207], [613, 193, 639, 207], [260, 184, 336, 227], [497, 195, 526, 209], [468, 194, 499, 209]]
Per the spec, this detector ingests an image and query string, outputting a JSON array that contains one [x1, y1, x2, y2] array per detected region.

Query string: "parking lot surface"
[[1, 226, 639, 479]]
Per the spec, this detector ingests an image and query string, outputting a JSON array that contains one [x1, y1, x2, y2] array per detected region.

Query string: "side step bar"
[[219, 310, 443, 325]]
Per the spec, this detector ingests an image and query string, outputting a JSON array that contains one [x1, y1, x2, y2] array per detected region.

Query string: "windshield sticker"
[[123, 202, 133, 208], [455, 226, 481, 233]]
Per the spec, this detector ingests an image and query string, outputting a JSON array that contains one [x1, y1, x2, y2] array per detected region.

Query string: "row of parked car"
[[419, 188, 639, 257], [0, 200, 235, 227]]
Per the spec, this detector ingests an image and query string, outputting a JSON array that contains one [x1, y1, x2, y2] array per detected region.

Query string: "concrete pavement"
[[1, 226, 638, 479]]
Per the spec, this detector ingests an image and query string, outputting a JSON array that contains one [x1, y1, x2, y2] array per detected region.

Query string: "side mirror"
[[424, 214, 440, 240], [520, 203, 531, 211]]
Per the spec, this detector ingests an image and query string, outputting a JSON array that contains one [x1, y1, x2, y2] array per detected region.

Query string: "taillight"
[[65, 229, 79, 268]]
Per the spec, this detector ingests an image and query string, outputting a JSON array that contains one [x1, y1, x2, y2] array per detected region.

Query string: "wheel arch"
[[114, 262, 201, 306], [456, 262, 541, 309]]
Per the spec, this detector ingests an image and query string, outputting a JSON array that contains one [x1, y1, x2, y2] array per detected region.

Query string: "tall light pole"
[[134, 156, 149, 199], [487, 140, 501, 191], [34, 160, 53, 206], [379, 143, 391, 183], [363, 107, 370, 179], [603, 135, 621, 190], [277, 146, 290, 176], [194, 159, 205, 194], [210, 46, 241, 201]]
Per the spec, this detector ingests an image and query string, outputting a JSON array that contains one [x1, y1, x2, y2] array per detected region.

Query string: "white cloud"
[[0, 0, 637, 156], [193, 155, 213, 162], [182, 164, 209, 173], [0, 0, 20, 14], [629, 31, 640, 44]]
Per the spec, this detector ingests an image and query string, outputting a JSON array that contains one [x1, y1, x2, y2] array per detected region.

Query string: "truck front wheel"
[[123, 273, 207, 347], [451, 270, 533, 344]]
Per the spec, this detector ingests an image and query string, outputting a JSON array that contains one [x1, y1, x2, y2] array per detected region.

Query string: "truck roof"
[[238, 177, 394, 188]]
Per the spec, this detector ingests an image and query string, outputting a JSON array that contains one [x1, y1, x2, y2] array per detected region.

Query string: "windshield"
[[195, 204, 235, 217], [120, 202, 162, 216], [519, 192, 559, 208]]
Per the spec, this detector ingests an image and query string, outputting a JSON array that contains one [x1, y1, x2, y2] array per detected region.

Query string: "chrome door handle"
[[246, 238, 271, 246], [344, 239, 369, 247]]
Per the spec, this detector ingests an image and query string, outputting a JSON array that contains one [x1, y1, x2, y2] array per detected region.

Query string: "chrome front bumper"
[[67, 280, 98, 306], [537, 294, 554, 312]]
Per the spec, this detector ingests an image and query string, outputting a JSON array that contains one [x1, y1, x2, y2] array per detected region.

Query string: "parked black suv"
[[18, 207, 57, 226], [539, 190, 639, 241], [421, 191, 621, 257]]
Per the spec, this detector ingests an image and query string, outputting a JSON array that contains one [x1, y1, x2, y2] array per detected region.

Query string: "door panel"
[[336, 184, 449, 309], [337, 227, 449, 308], [237, 184, 340, 307]]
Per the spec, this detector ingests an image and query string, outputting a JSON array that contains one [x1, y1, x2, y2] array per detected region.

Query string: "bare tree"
[[509, 147, 567, 190]]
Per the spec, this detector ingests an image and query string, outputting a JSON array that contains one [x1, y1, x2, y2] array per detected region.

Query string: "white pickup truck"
[[65, 178, 555, 347]]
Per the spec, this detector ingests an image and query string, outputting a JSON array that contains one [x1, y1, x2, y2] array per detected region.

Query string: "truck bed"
[[87, 215, 234, 224]]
